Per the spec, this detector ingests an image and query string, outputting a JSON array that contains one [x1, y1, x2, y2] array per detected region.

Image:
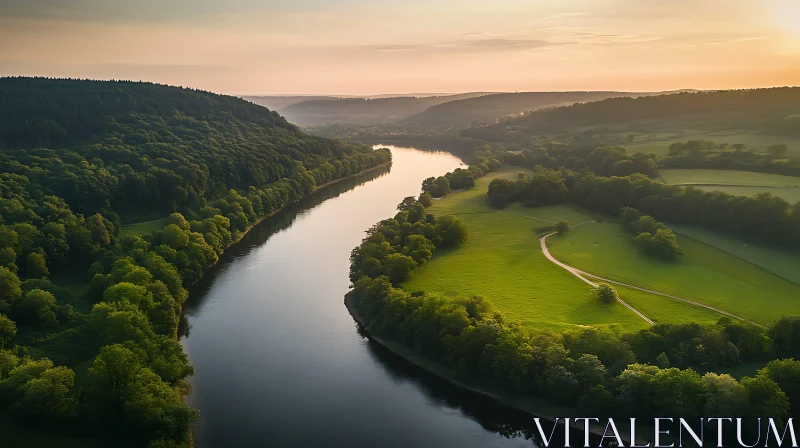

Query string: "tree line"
[[485, 157, 799, 251], [661, 140, 800, 176], [350, 197, 468, 285], [421, 155, 501, 198], [497, 87, 800, 135]]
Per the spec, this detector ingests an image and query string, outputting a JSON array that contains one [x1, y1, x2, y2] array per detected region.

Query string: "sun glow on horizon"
[[773, 0, 800, 37], [1, 0, 799, 93]]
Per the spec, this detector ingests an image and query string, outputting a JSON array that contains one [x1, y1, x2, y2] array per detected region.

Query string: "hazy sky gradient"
[[2, 0, 800, 94]]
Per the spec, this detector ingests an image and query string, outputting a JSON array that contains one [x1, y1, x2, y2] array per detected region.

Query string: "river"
[[180, 146, 558, 448]]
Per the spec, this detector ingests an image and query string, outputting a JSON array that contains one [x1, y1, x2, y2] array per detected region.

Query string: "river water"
[[180, 146, 560, 448]]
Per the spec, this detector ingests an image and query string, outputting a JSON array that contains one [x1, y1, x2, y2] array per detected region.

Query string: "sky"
[[1, 0, 800, 95]]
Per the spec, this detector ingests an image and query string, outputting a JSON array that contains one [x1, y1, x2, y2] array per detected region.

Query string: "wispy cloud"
[[660, 36, 768, 48]]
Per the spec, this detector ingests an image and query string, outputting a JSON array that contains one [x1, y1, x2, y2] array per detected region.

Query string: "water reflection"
[[181, 163, 392, 335]]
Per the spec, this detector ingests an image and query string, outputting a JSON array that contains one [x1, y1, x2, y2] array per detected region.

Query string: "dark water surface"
[[181, 146, 563, 448]]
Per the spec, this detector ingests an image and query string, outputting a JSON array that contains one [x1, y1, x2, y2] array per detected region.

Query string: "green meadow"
[[659, 168, 800, 204], [669, 224, 800, 285], [119, 217, 170, 237], [547, 222, 800, 326], [405, 168, 720, 330], [622, 129, 800, 157]]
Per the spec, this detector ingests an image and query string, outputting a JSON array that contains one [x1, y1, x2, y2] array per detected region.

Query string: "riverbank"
[[229, 161, 392, 248], [344, 291, 654, 446]]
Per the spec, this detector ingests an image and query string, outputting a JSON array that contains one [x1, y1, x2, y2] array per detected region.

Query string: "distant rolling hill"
[[405, 90, 700, 127], [458, 87, 800, 154], [242, 95, 340, 111], [266, 93, 492, 126]]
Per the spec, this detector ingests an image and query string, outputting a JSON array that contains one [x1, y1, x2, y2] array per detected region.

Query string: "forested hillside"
[[0, 78, 385, 216], [498, 87, 800, 134], [276, 93, 489, 126], [404, 91, 634, 126], [242, 95, 340, 111], [0, 77, 390, 447]]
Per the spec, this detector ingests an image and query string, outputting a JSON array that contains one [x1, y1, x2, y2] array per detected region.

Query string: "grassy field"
[[404, 167, 718, 330], [119, 217, 170, 237], [547, 222, 800, 326], [669, 224, 800, 285], [658, 169, 800, 204], [623, 130, 800, 158]]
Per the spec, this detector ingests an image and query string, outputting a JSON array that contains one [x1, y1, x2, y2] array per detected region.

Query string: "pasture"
[[622, 130, 800, 157], [405, 168, 720, 330], [547, 222, 800, 326], [659, 169, 800, 204], [669, 224, 800, 285]]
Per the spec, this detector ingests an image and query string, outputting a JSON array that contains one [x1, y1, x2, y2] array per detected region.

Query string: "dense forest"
[[0, 77, 390, 447]]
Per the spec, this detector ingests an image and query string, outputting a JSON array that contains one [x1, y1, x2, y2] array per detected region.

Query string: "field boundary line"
[[671, 230, 800, 287], [540, 232, 766, 328]]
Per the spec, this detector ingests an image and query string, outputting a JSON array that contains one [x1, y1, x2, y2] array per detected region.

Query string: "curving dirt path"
[[540, 230, 765, 328]]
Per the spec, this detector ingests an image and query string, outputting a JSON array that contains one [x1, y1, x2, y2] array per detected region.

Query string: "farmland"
[[546, 221, 800, 326], [623, 130, 800, 158], [404, 168, 726, 330], [659, 168, 800, 204]]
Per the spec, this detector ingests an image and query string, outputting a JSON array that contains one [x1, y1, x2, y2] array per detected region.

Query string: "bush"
[[556, 220, 569, 234]]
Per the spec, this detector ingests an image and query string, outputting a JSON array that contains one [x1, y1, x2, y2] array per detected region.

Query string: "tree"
[[447, 168, 476, 190], [487, 178, 516, 208], [84, 214, 112, 247], [593, 283, 618, 304], [18, 289, 58, 327], [14, 365, 76, 419], [88, 344, 144, 403], [742, 375, 790, 422], [634, 229, 682, 260], [382, 253, 417, 284], [0, 267, 22, 313], [759, 359, 800, 418], [542, 365, 580, 405], [402, 235, 435, 265], [768, 144, 789, 158], [166, 213, 190, 231], [0, 314, 16, 347], [103, 282, 155, 312], [424, 176, 451, 198], [619, 207, 641, 226], [556, 220, 569, 234], [160, 225, 189, 250], [574, 354, 607, 391], [24, 252, 49, 279], [655, 352, 671, 368], [702, 373, 748, 417], [435, 215, 468, 247], [418, 193, 433, 208], [396, 197, 418, 212]]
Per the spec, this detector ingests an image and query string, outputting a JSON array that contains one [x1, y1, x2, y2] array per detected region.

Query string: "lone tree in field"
[[556, 220, 569, 234], [593, 283, 618, 304]]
